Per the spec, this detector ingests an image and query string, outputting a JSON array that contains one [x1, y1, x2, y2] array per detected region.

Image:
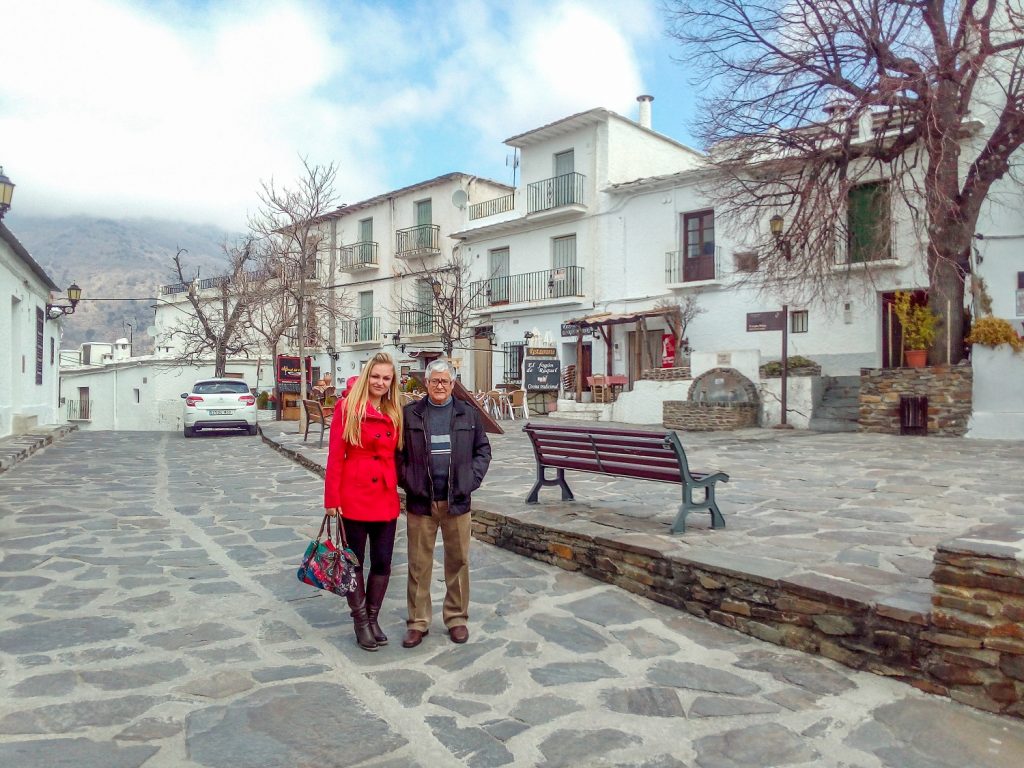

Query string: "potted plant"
[[893, 291, 938, 367]]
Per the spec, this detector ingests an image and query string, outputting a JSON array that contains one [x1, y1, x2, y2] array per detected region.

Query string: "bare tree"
[[665, 0, 1024, 363], [392, 252, 490, 358], [249, 158, 339, 424], [166, 242, 266, 376], [655, 295, 706, 366]]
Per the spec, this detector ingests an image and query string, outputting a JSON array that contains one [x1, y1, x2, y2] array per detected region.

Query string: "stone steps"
[[809, 376, 861, 433]]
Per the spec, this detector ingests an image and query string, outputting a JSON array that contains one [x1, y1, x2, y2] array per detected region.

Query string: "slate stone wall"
[[471, 513, 1024, 719], [859, 365, 973, 436], [663, 402, 759, 431], [641, 367, 692, 381]]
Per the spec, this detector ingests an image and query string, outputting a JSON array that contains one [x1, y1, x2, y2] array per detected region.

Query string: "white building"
[[320, 172, 513, 385], [0, 222, 64, 437], [452, 99, 705, 392], [59, 344, 268, 432]]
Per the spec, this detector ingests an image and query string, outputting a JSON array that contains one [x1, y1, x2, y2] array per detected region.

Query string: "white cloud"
[[0, 0, 667, 229]]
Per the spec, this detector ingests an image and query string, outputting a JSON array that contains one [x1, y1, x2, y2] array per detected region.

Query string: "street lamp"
[[0, 167, 15, 220], [325, 344, 340, 361], [769, 214, 791, 260], [767, 214, 793, 428], [46, 283, 82, 320]]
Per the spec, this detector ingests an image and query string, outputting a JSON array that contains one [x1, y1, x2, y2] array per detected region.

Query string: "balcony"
[[527, 172, 586, 215], [469, 266, 586, 309], [396, 224, 441, 259], [338, 316, 383, 346], [469, 193, 515, 221], [400, 308, 442, 336], [339, 241, 379, 272], [666, 246, 723, 286], [67, 399, 92, 421]]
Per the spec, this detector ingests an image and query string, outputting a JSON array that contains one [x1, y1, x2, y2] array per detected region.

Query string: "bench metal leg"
[[526, 466, 574, 504], [317, 423, 325, 449], [671, 482, 726, 534]]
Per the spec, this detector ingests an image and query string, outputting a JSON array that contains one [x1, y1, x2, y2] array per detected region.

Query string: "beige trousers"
[[405, 500, 470, 631]]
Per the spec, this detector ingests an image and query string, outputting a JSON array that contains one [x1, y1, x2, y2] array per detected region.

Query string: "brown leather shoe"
[[448, 625, 469, 644], [402, 628, 428, 648]]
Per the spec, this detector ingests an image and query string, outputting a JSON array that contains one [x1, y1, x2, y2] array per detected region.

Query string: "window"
[[553, 150, 576, 207], [35, 307, 44, 385], [194, 381, 251, 395], [358, 291, 374, 341], [734, 251, 759, 273], [488, 247, 510, 304], [357, 218, 374, 263], [790, 310, 809, 333], [50, 337, 55, 365], [1016, 272, 1024, 316], [133, 388, 141, 403], [847, 181, 891, 263], [551, 235, 578, 296], [682, 210, 716, 281], [502, 341, 525, 383]]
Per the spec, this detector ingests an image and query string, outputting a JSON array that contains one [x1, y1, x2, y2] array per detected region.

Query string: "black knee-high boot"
[[365, 574, 390, 645], [347, 572, 378, 651]]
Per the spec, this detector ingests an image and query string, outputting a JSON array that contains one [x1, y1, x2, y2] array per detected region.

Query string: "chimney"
[[637, 95, 654, 129]]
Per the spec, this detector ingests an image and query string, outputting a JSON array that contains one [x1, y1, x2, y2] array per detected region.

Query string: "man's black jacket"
[[398, 397, 492, 516]]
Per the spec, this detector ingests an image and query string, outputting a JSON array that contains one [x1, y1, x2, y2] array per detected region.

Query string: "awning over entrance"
[[564, 307, 679, 400]]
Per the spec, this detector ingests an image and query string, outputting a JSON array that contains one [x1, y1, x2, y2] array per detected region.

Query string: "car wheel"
[[248, 425, 258, 436], [184, 426, 194, 438]]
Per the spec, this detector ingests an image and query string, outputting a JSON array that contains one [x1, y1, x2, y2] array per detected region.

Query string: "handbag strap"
[[315, 513, 331, 543], [337, 516, 350, 549], [317, 512, 350, 549]]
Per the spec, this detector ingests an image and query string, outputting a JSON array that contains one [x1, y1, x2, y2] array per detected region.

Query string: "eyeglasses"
[[427, 379, 453, 387]]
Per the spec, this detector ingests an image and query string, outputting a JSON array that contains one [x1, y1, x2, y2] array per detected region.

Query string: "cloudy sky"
[[2, 0, 700, 230]]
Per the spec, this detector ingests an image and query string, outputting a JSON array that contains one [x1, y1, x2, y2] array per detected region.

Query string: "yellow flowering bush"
[[966, 316, 1024, 352]]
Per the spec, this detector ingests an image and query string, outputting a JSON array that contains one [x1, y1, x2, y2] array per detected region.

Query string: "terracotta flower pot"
[[904, 349, 928, 368]]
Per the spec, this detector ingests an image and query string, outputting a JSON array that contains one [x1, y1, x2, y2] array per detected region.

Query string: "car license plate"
[[209, 409, 233, 415]]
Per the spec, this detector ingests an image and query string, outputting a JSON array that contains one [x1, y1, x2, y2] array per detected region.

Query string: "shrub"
[[760, 355, 820, 377], [256, 391, 270, 409], [966, 316, 1024, 352], [893, 291, 938, 349]]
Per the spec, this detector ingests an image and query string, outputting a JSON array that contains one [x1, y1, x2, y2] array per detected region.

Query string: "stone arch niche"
[[663, 367, 760, 431]]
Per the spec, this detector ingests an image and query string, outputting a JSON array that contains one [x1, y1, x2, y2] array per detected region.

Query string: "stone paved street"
[[2, 430, 1024, 767]]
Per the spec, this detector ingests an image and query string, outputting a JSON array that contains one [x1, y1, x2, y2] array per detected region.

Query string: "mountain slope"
[[7, 215, 239, 351]]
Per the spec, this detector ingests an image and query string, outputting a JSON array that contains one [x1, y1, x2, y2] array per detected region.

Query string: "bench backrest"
[[523, 423, 693, 485]]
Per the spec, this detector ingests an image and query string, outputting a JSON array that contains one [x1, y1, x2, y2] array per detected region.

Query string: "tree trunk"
[[928, 246, 968, 365]]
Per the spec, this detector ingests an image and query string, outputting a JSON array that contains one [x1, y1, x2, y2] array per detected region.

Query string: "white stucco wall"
[[612, 379, 690, 424], [966, 345, 1024, 439], [0, 233, 62, 437], [60, 358, 270, 432]]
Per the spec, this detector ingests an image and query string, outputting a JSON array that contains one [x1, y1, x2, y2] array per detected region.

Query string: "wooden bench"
[[523, 422, 728, 533], [301, 399, 334, 448]]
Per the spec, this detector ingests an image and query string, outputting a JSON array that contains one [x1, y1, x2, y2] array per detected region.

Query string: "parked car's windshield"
[[193, 381, 251, 395]]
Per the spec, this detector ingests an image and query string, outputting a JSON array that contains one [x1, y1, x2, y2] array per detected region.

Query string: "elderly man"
[[398, 360, 491, 647]]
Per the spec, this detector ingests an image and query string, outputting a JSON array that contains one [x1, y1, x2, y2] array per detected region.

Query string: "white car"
[[181, 378, 258, 437]]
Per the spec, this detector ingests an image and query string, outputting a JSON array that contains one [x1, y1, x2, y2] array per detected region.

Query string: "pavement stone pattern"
[[0, 429, 1023, 766], [268, 420, 1024, 602]]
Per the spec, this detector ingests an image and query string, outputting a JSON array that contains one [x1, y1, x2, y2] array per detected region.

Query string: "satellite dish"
[[146, 325, 158, 337], [451, 189, 468, 209]]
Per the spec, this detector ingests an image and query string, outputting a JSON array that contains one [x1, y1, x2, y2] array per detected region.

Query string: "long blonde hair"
[[342, 352, 404, 448]]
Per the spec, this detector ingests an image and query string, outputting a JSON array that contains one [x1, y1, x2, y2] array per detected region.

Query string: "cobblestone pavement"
[[271, 420, 1024, 601], [1, 430, 1023, 767]]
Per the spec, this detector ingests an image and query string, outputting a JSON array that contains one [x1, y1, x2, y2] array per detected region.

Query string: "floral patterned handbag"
[[296, 514, 360, 596]]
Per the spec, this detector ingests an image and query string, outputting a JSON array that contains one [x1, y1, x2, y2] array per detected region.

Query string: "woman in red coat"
[[324, 352, 403, 651]]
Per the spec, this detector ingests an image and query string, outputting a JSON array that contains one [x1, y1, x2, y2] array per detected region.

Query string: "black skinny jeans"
[[340, 517, 397, 577]]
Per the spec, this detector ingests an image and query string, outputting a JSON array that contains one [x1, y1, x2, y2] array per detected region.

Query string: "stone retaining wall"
[[859, 365, 972, 436], [641, 367, 692, 381], [471, 513, 1024, 719], [663, 402, 759, 431]]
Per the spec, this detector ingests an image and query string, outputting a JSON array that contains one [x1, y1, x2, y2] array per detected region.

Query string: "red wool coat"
[[323, 404, 400, 522]]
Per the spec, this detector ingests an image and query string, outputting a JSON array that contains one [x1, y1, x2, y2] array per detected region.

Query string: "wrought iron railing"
[[400, 308, 442, 336], [395, 224, 441, 257], [338, 316, 382, 344], [340, 241, 379, 271], [159, 262, 320, 295], [469, 266, 585, 308], [67, 399, 92, 421], [527, 172, 586, 214], [665, 246, 723, 283], [469, 193, 515, 220]]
